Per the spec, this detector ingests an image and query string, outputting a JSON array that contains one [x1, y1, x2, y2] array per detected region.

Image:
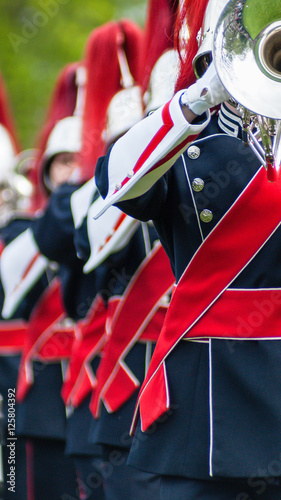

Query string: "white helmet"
[[102, 42, 143, 147], [0, 123, 17, 185], [42, 115, 82, 167], [145, 49, 180, 115], [103, 85, 143, 146], [41, 115, 82, 192], [193, 0, 230, 78]]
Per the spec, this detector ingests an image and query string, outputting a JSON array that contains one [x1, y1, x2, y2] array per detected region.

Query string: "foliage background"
[[0, 0, 147, 149]]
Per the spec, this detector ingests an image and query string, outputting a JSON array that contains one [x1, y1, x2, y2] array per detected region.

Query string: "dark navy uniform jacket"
[[32, 183, 104, 455], [74, 202, 160, 451], [0, 217, 48, 433], [32, 184, 160, 456], [0, 216, 70, 441], [95, 104, 281, 480]]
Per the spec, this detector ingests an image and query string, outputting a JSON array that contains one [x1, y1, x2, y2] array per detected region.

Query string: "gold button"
[[200, 209, 213, 223], [192, 178, 205, 192], [187, 145, 200, 159]]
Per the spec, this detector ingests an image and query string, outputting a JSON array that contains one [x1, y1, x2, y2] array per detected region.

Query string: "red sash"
[[132, 166, 281, 432], [0, 320, 26, 354], [16, 278, 73, 402], [182, 288, 281, 339], [90, 242, 175, 417], [61, 295, 107, 407]]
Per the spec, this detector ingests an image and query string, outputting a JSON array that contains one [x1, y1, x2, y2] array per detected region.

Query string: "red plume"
[[140, 0, 179, 94], [175, 0, 210, 91], [0, 72, 21, 154], [79, 19, 143, 180]]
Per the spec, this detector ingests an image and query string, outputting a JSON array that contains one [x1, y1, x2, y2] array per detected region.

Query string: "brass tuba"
[[213, 0, 281, 180]]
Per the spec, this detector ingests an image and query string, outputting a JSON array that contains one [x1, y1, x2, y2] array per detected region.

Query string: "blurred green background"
[[0, 0, 147, 149]]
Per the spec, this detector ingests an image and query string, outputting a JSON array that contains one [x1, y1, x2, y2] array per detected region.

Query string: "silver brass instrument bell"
[[213, 0, 281, 180]]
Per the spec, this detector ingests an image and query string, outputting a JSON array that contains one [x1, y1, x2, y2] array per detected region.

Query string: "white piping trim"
[[218, 118, 239, 138], [208, 339, 214, 477], [145, 341, 152, 376], [103, 398, 113, 414], [183, 338, 209, 343], [163, 360, 170, 409], [103, 360, 140, 413], [219, 104, 242, 123], [218, 105, 242, 138], [25, 360, 34, 384], [210, 287, 281, 291], [85, 362, 97, 387], [220, 104, 242, 124], [119, 359, 140, 386], [188, 132, 238, 146], [61, 359, 68, 382], [183, 336, 281, 341], [141, 222, 151, 255]]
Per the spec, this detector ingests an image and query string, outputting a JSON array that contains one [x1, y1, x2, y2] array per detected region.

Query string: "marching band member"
[[60, 21, 144, 499], [4, 20, 144, 499], [71, 11, 182, 499], [0, 72, 30, 500], [139, 0, 179, 108], [0, 64, 82, 499], [31, 112, 106, 500], [20, 21, 143, 499], [67, 19, 160, 499], [92, 0, 281, 498]]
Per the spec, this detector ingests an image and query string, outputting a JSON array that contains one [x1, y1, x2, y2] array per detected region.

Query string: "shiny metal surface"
[[213, 0, 281, 119]]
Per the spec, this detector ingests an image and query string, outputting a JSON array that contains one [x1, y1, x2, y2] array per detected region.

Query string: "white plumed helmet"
[[102, 42, 143, 147], [42, 115, 82, 167], [145, 49, 180, 115], [40, 115, 82, 192]]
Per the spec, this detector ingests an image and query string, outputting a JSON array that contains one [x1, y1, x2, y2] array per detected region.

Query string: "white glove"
[[180, 63, 230, 116]]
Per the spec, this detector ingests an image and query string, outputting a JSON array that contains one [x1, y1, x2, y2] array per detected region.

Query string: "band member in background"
[[92, 0, 281, 498], [0, 64, 82, 500], [59, 20, 144, 500], [70, 11, 182, 499], [30, 112, 107, 500], [13, 20, 144, 500], [139, 0, 179, 107], [0, 72, 30, 500]]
